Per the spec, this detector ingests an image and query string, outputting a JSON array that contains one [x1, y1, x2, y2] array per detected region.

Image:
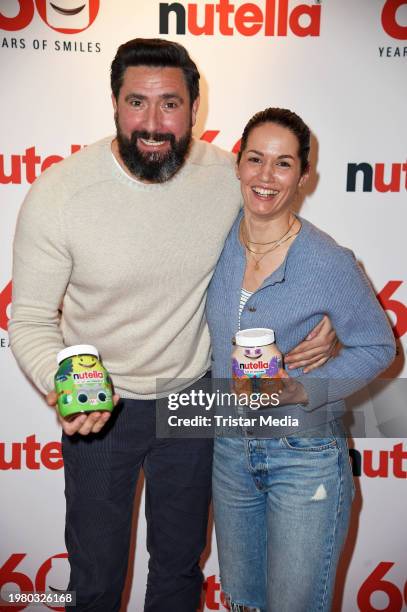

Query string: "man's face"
[[112, 65, 199, 183]]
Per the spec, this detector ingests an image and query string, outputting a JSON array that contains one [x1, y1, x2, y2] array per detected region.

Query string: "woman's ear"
[[299, 165, 310, 189]]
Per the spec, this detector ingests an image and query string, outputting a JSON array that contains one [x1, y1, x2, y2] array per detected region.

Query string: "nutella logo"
[[0, 435, 63, 470], [350, 444, 407, 479], [0, 0, 100, 34], [0, 144, 83, 185], [159, 0, 321, 37], [73, 371, 103, 380], [239, 360, 269, 370], [381, 0, 407, 40], [346, 162, 407, 193]]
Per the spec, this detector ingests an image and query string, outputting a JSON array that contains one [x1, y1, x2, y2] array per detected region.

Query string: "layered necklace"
[[241, 214, 300, 270]]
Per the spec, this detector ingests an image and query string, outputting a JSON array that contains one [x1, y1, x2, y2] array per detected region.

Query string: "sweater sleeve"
[[297, 249, 396, 411], [9, 174, 72, 394]]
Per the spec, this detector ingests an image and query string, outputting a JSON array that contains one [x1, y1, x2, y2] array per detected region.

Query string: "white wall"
[[1, 1, 406, 610]]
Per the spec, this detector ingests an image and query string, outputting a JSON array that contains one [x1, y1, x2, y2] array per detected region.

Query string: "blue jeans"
[[212, 419, 354, 612]]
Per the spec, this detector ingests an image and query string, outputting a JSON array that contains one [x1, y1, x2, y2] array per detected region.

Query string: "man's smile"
[[139, 138, 167, 147]]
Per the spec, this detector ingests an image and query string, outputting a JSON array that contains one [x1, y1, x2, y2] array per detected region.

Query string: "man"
[[9, 38, 334, 611]]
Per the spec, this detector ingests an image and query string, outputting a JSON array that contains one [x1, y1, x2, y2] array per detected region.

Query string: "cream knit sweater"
[[9, 137, 241, 399]]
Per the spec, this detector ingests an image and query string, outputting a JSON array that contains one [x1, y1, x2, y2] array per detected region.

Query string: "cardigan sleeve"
[[296, 249, 396, 411]]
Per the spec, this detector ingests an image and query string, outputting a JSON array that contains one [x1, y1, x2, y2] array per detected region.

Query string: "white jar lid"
[[57, 344, 99, 365], [235, 328, 275, 347]]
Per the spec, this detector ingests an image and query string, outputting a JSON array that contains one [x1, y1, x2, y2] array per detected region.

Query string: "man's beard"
[[115, 116, 192, 183]]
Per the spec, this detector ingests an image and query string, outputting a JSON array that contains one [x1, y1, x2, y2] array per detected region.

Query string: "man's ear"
[[111, 92, 118, 114], [191, 96, 200, 127]]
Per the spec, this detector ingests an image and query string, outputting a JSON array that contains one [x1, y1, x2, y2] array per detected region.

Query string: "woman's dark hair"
[[237, 107, 311, 175], [111, 38, 200, 107]]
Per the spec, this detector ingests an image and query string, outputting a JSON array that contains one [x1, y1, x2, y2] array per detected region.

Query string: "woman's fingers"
[[286, 344, 333, 369]]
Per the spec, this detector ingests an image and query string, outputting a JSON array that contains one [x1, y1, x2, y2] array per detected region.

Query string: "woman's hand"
[[46, 390, 120, 436], [276, 369, 308, 406], [284, 315, 338, 373]]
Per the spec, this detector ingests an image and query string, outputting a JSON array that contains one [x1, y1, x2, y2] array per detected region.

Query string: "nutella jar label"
[[54, 344, 114, 421], [232, 328, 283, 397]]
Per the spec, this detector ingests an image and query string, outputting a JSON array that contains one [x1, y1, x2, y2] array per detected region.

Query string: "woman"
[[206, 108, 395, 612]]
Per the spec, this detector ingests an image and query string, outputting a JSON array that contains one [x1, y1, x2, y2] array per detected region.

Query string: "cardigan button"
[[248, 306, 256, 312]]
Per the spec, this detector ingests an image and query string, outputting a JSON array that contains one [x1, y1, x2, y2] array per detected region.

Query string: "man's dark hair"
[[237, 107, 311, 175], [111, 38, 200, 106]]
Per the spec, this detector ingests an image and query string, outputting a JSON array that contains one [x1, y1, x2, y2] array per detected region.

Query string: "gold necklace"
[[247, 231, 300, 270], [242, 216, 300, 270], [242, 215, 296, 255]]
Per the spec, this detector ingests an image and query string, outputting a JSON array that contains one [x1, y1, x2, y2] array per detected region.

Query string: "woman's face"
[[237, 121, 308, 220]]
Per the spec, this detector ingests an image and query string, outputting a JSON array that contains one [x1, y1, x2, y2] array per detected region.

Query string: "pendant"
[[254, 262, 260, 270]]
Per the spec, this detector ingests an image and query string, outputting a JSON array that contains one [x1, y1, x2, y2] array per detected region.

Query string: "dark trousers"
[[62, 396, 213, 611]]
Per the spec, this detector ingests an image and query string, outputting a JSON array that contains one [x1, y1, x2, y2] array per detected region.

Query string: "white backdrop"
[[1, 1, 406, 610]]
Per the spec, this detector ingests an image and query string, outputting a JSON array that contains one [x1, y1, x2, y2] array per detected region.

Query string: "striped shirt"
[[239, 287, 253, 329]]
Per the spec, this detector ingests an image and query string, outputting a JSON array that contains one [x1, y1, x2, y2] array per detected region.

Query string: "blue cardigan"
[[206, 211, 395, 426]]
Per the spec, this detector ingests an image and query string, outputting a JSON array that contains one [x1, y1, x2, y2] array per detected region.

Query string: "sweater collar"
[[232, 209, 311, 290]]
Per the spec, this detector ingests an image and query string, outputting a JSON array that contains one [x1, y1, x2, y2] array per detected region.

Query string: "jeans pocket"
[[282, 424, 338, 451]]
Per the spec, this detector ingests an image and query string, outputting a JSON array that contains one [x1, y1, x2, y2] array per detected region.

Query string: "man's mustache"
[[130, 131, 176, 146]]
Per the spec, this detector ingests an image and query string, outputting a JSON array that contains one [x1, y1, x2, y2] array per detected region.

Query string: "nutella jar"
[[232, 328, 284, 397], [55, 345, 114, 421]]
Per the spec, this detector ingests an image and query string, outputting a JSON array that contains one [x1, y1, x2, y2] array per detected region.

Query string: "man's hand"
[[284, 315, 338, 373], [46, 390, 120, 435]]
